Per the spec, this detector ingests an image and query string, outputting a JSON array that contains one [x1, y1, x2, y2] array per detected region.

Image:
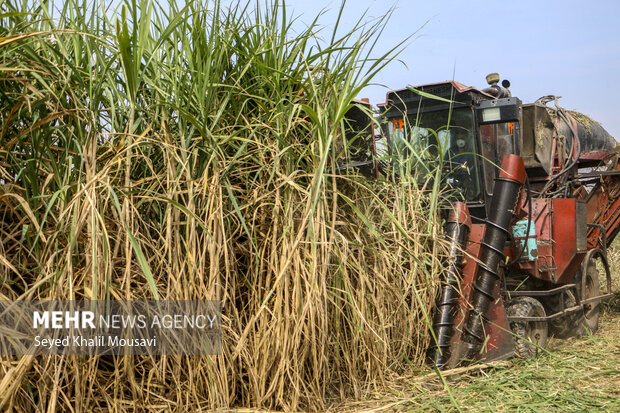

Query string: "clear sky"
[[270, 0, 620, 139]]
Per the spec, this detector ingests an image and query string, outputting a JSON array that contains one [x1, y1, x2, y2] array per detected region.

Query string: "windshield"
[[386, 108, 482, 201]]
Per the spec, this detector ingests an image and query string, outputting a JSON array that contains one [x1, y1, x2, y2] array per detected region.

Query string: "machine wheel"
[[548, 290, 579, 339], [506, 297, 548, 359], [576, 258, 601, 335]]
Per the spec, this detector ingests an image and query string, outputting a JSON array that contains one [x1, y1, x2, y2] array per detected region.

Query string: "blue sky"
[[275, 0, 620, 139]]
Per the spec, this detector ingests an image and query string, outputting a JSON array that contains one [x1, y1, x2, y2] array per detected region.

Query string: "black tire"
[[546, 257, 602, 338], [548, 289, 579, 339], [506, 297, 548, 359], [577, 259, 601, 334]]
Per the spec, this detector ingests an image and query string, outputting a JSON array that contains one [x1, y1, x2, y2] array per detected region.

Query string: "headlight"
[[482, 107, 501, 122]]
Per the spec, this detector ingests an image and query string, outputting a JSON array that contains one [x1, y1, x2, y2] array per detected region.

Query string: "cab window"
[[479, 122, 518, 194], [386, 108, 483, 202]]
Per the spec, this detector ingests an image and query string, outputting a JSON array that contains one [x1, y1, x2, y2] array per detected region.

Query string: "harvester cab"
[[375, 73, 619, 369], [377, 73, 522, 220]]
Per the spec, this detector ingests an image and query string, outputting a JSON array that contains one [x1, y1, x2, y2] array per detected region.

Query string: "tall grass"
[[0, 0, 444, 410]]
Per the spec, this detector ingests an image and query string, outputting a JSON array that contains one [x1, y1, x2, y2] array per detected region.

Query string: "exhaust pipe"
[[462, 154, 526, 357], [430, 202, 471, 367]]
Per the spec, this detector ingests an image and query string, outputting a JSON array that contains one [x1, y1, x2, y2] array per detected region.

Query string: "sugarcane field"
[[1, 1, 619, 411]]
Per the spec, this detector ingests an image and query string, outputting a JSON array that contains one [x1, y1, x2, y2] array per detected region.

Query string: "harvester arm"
[[461, 154, 526, 358]]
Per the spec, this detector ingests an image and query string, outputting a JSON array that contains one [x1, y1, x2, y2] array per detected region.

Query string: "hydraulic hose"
[[538, 98, 582, 196]]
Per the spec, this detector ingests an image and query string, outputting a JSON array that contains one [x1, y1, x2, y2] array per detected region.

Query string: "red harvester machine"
[[364, 73, 618, 368]]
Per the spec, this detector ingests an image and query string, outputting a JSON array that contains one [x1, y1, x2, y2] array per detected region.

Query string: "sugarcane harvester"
[[376, 73, 619, 368]]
